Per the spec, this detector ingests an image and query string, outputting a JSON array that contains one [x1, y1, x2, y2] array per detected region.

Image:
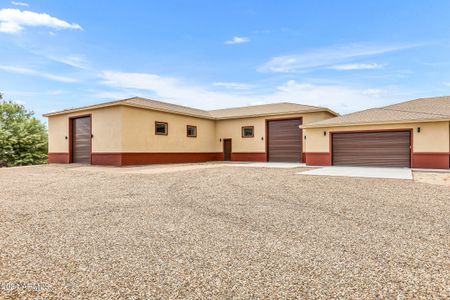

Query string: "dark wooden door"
[[267, 119, 302, 162], [332, 131, 411, 167], [223, 139, 232, 161], [72, 116, 91, 164]]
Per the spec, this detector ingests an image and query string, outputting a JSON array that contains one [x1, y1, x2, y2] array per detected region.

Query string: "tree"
[[0, 93, 48, 167]]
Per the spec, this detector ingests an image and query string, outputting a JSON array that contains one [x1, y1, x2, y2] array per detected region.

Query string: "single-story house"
[[45, 96, 450, 169], [44, 97, 337, 166], [302, 96, 450, 169]]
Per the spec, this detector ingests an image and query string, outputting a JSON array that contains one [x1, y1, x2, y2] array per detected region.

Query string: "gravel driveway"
[[0, 164, 449, 299]]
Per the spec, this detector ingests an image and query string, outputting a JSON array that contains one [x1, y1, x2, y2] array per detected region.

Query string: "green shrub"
[[0, 92, 48, 167]]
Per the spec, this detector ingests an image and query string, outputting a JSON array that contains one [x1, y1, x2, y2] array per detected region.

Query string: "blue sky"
[[1, 0, 450, 121]]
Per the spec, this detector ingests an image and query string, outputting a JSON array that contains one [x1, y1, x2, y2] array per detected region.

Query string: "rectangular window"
[[187, 125, 197, 137], [242, 126, 254, 138], [155, 121, 168, 135]]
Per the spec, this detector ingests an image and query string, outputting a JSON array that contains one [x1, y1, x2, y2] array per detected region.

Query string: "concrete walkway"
[[230, 162, 305, 168], [298, 166, 413, 180]]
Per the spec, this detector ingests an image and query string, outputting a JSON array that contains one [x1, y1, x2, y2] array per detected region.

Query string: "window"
[[155, 121, 168, 135], [242, 126, 254, 138], [187, 125, 197, 137]]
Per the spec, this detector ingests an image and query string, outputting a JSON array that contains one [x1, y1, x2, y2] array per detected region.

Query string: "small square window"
[[242, 126, 254, 138], [187, 125, 197, 137], [155, 121, 168, 135]]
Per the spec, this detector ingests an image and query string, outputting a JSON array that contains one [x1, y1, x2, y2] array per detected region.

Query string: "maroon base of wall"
[[304, 152, 450, 169], [48, 153, 70, 164], [304, 152, 332, 166], [91, 153, 122, 166], [50, 152, 270, 166], [50, 152, 450, 169], [120, 152, 220, 166], [412, 153, 450, 169], [231, 152, 267, 162], [49, 152, 304, 165]]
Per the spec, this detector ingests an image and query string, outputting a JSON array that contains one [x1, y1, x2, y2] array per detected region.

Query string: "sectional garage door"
[[267, 119, 302, 162], [332, 131, 411, 167]]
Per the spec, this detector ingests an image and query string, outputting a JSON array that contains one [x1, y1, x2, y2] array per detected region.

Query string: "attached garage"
[[302, 96, 450, 169], [332, 131, 411, 168], [267, 119, 303, 162]]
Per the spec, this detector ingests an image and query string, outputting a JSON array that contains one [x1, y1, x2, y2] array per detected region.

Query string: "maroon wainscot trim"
[[412, 152, 450, 169], [231, 152, 267, 162], [91, 152, 220, 166], [48, 153, 70, 164], [91, 153, 122, 166], [304, 152, 332, 166]]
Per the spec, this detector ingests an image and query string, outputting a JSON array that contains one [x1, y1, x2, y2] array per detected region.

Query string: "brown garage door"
[[267, 119, 302, 162], [72, 116, 91, 164], [332, 131, 411, 167]]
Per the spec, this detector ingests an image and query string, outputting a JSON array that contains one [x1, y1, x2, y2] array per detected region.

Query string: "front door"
[[223, 139, 232, 161]]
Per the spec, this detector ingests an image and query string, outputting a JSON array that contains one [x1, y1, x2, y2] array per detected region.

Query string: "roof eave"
[[213, 108, 339, 120], [43, 101, 124, 117], [301, 118, 450, 129], [122, 102, 213, 119], [44, 103, 338, 120]]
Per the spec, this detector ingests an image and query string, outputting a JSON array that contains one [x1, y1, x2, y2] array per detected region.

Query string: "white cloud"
[[100, 71, 241, 108], [328, 63, 385, 71], [0, 8, 82, 33], [90, 91, 137, 100], [259, 43, 418, 73], [444, 82, 450, 87], [0, 21, 21, 32], [5, 89, 65, 96], [0, 65, 78, 83], [46, 54, 88, 69], [99, 70, 396, 113], [11, 1, 29, 7], [14, 99, 26, 105], [361, 88, 385, 97], [225, 36, 250, 45], [272, 80, 387, 111], [212, 82, 255, 90]]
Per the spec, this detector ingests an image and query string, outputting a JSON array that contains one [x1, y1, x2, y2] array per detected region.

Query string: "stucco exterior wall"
[[215, 117, 266, 153], [48, 107, 335, 154], [47, 106, 123, 153], [214, 111, 335, 153], [121, 106, 216, 153], [304, 121, 450, 153], [46, 102, 449, 168]]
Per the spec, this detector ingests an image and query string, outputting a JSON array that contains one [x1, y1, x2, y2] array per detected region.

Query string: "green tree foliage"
[[0, 92, 48, 167]]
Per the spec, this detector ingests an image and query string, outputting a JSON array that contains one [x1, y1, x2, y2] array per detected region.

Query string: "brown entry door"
[[332, 131, 411, 167], [223, 139, 232, 161], [267, 119, 303, 162], [72, 116, 91, 164]]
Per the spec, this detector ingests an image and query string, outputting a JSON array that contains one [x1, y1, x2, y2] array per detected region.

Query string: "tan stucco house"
[[44, 96, 450, 169], [44, 97, 337, 166], [302, 96, 450, 169]]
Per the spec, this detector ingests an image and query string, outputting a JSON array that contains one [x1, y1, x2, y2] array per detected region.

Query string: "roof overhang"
[[43, 101, 213, 119], [43, 100, 124, 117], [212, 108, 338, 120], [43, 100, 339, 120], [301, 118, 450, 129]]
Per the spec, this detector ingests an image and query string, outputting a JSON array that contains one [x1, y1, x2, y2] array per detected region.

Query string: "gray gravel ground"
[[0, 164, 449, 299]]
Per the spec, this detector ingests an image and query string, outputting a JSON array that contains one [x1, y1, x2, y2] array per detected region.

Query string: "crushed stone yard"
[[0, 164, 449, 299]]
